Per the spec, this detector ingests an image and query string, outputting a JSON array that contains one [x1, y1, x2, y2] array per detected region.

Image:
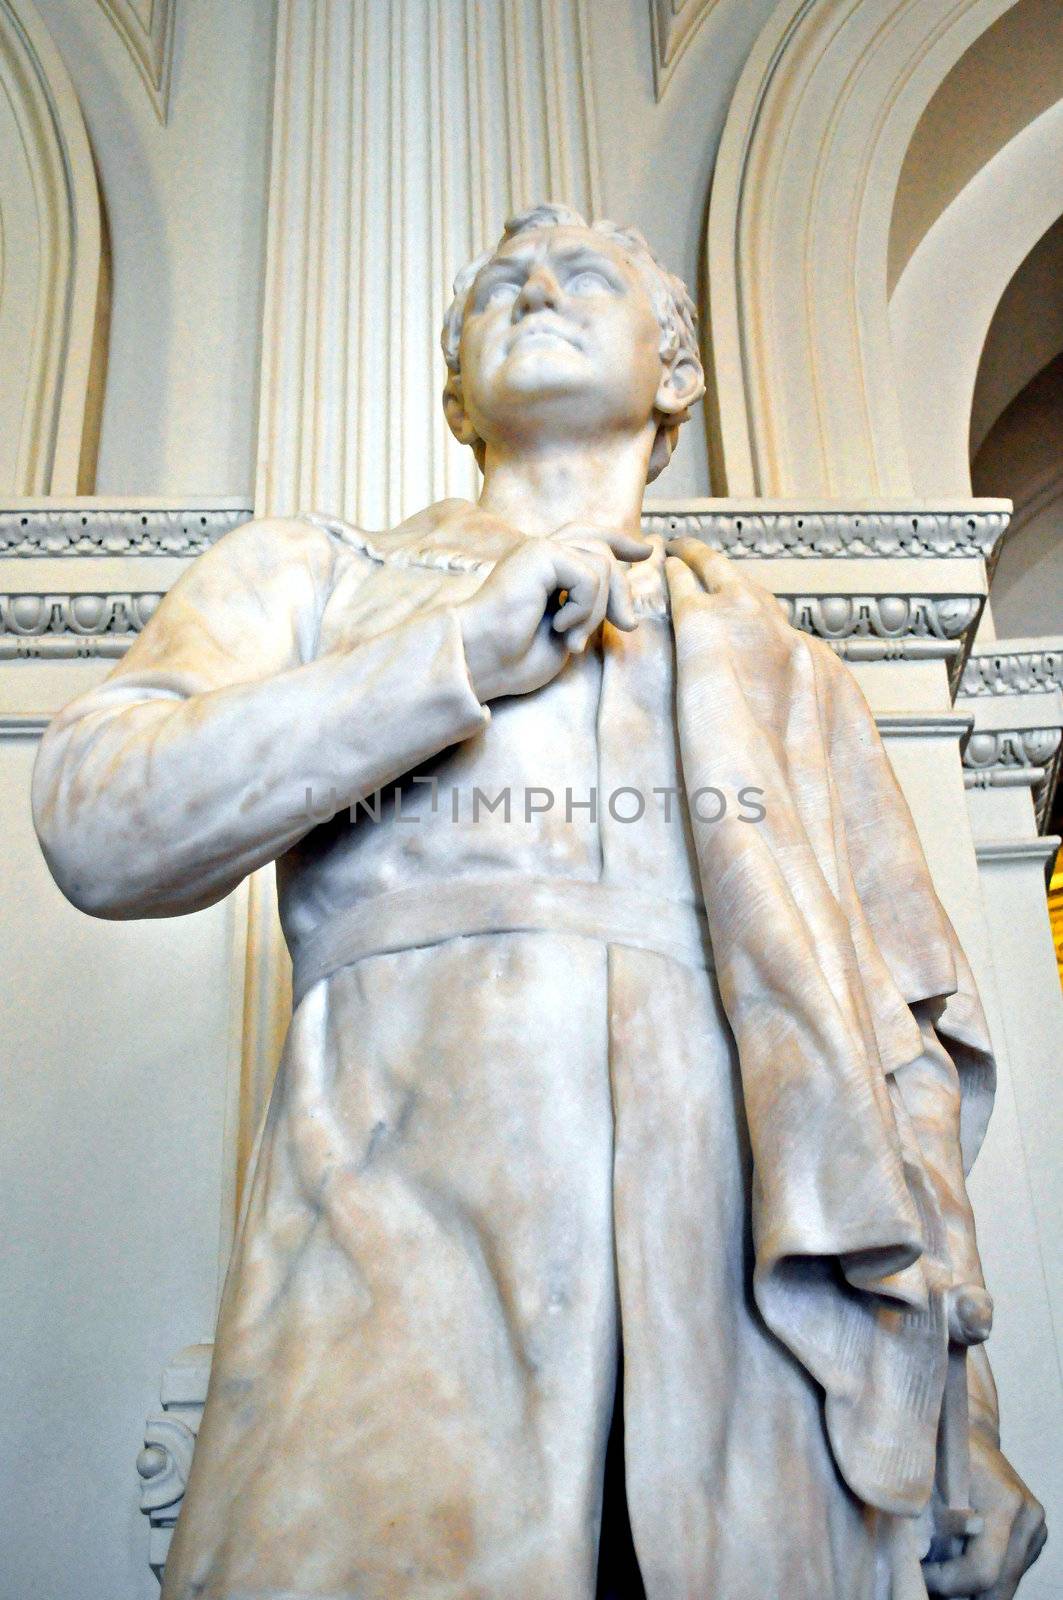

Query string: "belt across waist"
[[290, 874, 713, 1007]]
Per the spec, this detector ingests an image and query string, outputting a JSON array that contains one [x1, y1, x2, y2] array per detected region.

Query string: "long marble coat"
[[32, 505, 995, 1600]]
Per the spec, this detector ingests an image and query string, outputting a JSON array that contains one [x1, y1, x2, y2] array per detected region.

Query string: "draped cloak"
[[31, 504, 996, 1600]]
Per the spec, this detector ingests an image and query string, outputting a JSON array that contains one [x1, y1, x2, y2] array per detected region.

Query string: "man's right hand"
[[457, 527, 648, 703]]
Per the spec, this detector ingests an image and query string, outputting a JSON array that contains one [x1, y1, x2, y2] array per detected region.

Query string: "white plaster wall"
[[990, 500, 1063, 640], [0, 716, 240, 1600], [31, 0, 276, 498]]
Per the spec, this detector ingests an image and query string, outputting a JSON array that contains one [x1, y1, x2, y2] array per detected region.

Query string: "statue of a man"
[[33, 204, 1045, 1599]]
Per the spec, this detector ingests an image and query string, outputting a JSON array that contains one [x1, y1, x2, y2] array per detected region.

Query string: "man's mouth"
[[505, 318, 582, 355]]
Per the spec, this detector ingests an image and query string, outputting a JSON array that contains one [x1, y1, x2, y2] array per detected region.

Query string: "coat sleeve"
[[32, 516, 489, 919]]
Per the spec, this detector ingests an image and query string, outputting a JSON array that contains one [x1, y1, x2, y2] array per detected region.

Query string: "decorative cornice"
[[964, 727, 1063, 774], [960, 645, 1063, 697], [2, 588, 982, 667], [640, 506, 1008, 560], [963, 726, 1063, 829], [2, 504, 1006, 563], [0, 522, 985, 673], [778, 593, 980, 664], [0, 592, 160, 658], [0, 504, 251, 557]]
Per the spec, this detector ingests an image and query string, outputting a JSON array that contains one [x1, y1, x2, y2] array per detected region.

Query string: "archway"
[[0, 0, 106, 492]]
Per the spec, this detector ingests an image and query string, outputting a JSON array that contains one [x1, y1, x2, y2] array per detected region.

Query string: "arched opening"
[[887, 0, 1063, 496], [972, 219, 1063, 640], [0, 0, 107, 492]]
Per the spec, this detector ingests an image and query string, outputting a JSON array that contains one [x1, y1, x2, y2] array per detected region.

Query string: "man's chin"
[[469, 368, 635, 442], [489, 359, 601, 409], [497, 348, 586, 389]]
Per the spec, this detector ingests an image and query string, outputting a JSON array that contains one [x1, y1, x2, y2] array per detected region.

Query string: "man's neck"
[[477, 433, 652, 538]]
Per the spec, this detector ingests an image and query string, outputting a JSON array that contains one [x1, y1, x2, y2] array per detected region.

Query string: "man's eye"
[[484, 280, 520, 307], [568, 270, 611, 296]]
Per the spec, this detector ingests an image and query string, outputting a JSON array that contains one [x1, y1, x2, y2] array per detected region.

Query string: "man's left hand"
[[923, 1432, 1046, 1598]]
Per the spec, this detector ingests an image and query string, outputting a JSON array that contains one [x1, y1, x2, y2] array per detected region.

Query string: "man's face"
[[456, 226, 665, 452]]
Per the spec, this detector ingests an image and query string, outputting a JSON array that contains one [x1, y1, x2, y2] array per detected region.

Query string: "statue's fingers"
[[664, 553, 702, 604], [923, 1534, 1001, 1597], [1026, 1510, 1049, 1567], [553, 522, 652, 562], [984, 1506, 1048, 1600], [605, 563, 637, 632], [566, 569, 611, 652], [982, 1546, 1025, 1600], [548, 548, 598, 626], [555, 533, 647, 621], [601, 528, 652, 562], [550, 550, 609, 648], [665, 535, 731, 591]]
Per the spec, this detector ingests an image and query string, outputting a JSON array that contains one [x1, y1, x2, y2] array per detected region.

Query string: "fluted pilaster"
[[256, 0, 600, 530]]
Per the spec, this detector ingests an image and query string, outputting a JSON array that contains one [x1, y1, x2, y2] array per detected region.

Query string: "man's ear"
[[443, 374, 481, 450], [654, 353, 705, 420]]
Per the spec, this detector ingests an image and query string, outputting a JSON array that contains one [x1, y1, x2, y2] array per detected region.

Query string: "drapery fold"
[[665, 540, 994, 1516]]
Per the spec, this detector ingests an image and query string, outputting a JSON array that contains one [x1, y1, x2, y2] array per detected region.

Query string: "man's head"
[[441, 204, 705, 483]]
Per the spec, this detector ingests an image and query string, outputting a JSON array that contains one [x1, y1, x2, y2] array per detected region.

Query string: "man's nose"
[[515, 266, 562, 315]]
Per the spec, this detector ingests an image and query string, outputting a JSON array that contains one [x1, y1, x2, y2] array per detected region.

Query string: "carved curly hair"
[[441, 203, 704, 483]]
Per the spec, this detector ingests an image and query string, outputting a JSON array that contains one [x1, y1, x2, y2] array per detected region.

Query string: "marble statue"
[[33, 204, 1045, 1599]]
